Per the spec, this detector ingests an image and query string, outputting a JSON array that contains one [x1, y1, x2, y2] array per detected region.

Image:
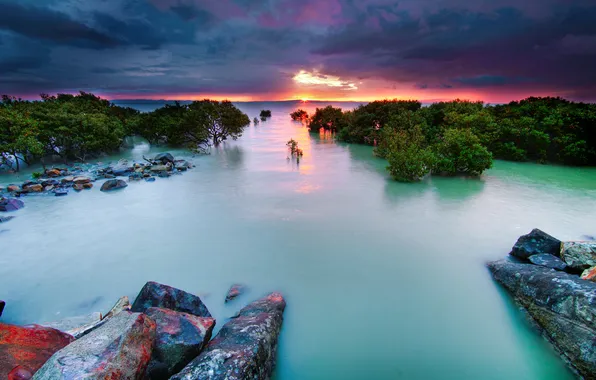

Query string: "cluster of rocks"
[[0, 281, 285, 380], [488, 229, 596, 378], [0, 153, 194, 223]]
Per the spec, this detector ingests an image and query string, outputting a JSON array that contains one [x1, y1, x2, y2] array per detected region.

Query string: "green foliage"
[[32, 171, 42, 179], [308, 106, 345, 132], [290, 109, 309, 121], [260, 110, 272, 118], [433, 129, 493, 176], [384, 126, 435, 182], [0, 93, 250, 170], [286, 139, 298, 155]]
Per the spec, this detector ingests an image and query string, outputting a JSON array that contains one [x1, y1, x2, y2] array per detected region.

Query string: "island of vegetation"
[[0, 92, 250, 172], [305, 98, 596, 181]]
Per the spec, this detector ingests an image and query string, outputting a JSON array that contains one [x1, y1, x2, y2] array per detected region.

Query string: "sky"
[[1, 0, 595, 102]]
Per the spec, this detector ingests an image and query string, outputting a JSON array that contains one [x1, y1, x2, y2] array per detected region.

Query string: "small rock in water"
[[145, 177, 156, 182], [158, 171, 171, 178], [82, 183, 93, 189], [561, 241, 596, 271], [54, 189, 68, 197], [528, 254, 567, 271], [0, 323, 74, 378], [23, 184, 43, 193], [45, 168, 61, 177], [151, 164, 169, 172], [61, 176, 74, 184], [582, 235, 596, 241], [225, 284, 246, 303], [73, 176, 91, 184], [0, 198, 24, 212], [0, 216, 15, 223], [0, 300, 4, 317], [131, 281, 212, 317], [581, 266, 596, 281], [509, 228, 561, 260], [100, 179, 128, 192], [7, 185, 20, 192], [72, 184, 84, 191], [110, 165, 132, 176], [33, 312, 156, 379], [155, 152, 175, 164], [145, 307, 215, 379]]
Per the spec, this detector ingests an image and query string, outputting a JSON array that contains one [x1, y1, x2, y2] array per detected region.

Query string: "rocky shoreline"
[[0, 282, 285, 379], [0, 152, 194, 222], [488, 229, 596, 379]]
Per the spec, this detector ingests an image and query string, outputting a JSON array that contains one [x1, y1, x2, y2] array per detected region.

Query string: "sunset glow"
[[293, 70, 358, 91]]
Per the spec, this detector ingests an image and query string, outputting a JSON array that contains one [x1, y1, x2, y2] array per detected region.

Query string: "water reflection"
[[214, 144, 245, 171], [431, 176, 486, 201], [384, 179, 432, 205]]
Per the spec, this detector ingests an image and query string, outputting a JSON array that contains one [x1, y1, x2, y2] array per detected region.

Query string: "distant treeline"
[[305, 98, 596, 181], [0, 92, 250, 171]]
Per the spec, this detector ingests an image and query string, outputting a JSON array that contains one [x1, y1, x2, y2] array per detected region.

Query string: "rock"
[[225, 284, 245, 303], [528, 254, 567, 271], [111, 165, 132, 176], [0, 216, 15, 223], [488, 259, 596, 378], [45, 169, 61, 178], [60, 176, 74, 184], [0, 323, 74, 378], [23, 184, 43, 193], [64, 296, 131, 339], [172, 293, 286, 380], [509, 228, 561, 260], [73, 176, 91, 184], [175, 160, 192, 171], [155, 152, 175, 164], [0, 198, 25, 211], [581, 266, 596, 281], [43, 185, 54, 192], [33, 312, 156, 379], [145, 177, 156, 182], [561, 241, 596, 271], [7, 185, 20, 192], [0, 300, 4, 317], [72, 184, 84, 191], [100, 179, 128, 192], [8, 366, 33, 380], [82, 182, 93, 189], [129, 172, 143, 181], [145, 308, 215, 379], [150, 164, 169, 172], [131, 281, 212, 317], [157, 171, 171, 178], [41, 313, 102, 334], [41, 179, 59, 187], [54, 189, 68, 197]]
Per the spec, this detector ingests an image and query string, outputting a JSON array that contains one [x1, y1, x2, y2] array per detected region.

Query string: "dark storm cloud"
[[0, 1, 121, 49], [1, 0, 596, 100]]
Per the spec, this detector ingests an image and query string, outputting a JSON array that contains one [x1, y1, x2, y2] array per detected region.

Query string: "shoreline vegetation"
[[0, 92, 250, 172], [298, 98, 596, 182]]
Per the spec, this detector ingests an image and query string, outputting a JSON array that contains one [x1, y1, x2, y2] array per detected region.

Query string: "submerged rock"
[[488, 259, 596, 378], [528, 254, 567, 271], [145, 307, 215, 379], [561, 241, 596, 271], [0, 300, 4, 317], [54, 189, 68, 197], [172, 293, 286, 380], [509, 228, 561, 260], [0, 198, 24, 211], [131, 281, 211, 318], [0, 323, 74, 378], [33, 312, 156, 379], [100, 179, 128, 192], [225, 284, 245, 303], [0, 216, 15, 223], [145, 177, 156, 182], [155, 152, 175, 164]]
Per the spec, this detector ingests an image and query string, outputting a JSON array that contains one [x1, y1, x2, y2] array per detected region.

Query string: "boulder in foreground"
[[0, 323, 74, 379], [488, 259, 596, 378], [171, 292, 286, 380], [145, 307, 215, 379], [131, 281, 211, 317], [100, 179, 128, 192], [509, 228, 561, 260], [154, 152, 175, 164], [225, 284, 245, 303], [33, 312, 156, 379], [560, 241, 596, 271], [528, 254, 567, 271]]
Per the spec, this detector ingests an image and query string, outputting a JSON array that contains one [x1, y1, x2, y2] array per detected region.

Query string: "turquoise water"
[[2, 101, 596, 379]]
